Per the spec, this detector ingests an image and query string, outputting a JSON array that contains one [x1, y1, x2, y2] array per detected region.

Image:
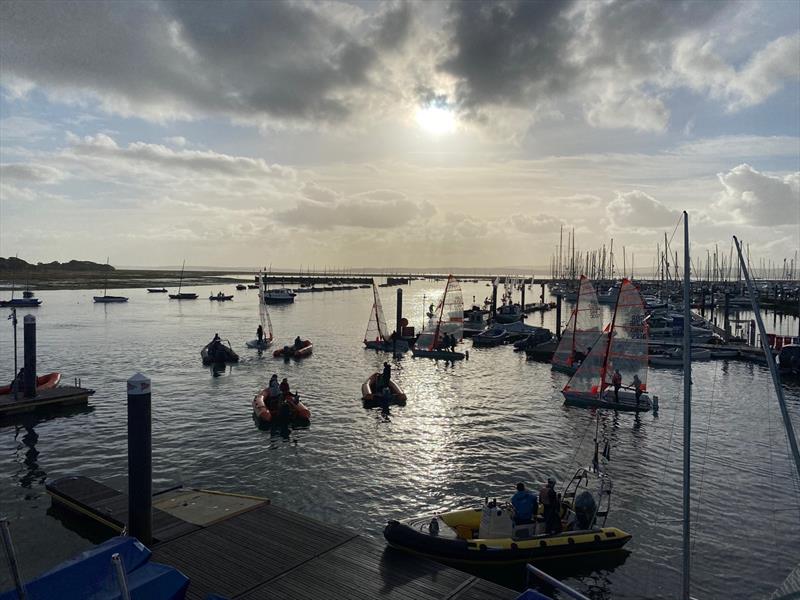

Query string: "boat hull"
[[201, 341, 239, 365], [364, 339, 410, 353], [93, 296, 129, 303], [147, 288, 167, 293], [273, 340, 312, 359], [209, 295, 233, 301], [245, 339, 273, 350], [252, 389, 310, 425], [0, 298, 42, 307], [412, 349, 465, 360], [361, 373, 406, 407], [562, 389, 651, 412], [0, 372, 61, 395], [384, 517, 631, 565], [168, 293, 198, 300]]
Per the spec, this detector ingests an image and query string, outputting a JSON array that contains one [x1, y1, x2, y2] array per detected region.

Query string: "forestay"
[[552, 276, 602, 370], [564, 278, 647, 395], [417, 275, 464, 350], [364, 281, 389, 343]]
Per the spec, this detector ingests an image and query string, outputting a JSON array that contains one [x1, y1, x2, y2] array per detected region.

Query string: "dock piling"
[[127, 373, 152, 545], [555, 295, 562, 339], [396, 288, 403, 334], [23, 315, 36, 398], [540, 283, 545, 304], [491, 282, 498, 321]]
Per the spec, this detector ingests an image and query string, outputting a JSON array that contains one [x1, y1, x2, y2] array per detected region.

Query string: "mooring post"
[[127, 373, 152, 545], [22, 315, 36, 398], [521, 283, 526, 313], [723, 292, 730, 341], [555, 295, 562, 339], [540, 282, 545, 304], [396, 288, 403, 335]]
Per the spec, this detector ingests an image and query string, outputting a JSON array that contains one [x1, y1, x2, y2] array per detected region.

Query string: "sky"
[[1, 0, 799, 272]]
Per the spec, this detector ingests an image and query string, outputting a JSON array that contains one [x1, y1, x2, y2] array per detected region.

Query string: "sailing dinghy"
[[246, 273, 274, 350], [93, 257, 128, 303], [562, 279, 652, 412], [551, 275, 602, 375], [412, 275, 465, 360], [363, 281, 408, 353], [168, 260, 198, 300]]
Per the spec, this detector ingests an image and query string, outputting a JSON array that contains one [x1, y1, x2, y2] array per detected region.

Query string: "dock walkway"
[[46, 476, 517, 600], [0, 386, 94, 418]]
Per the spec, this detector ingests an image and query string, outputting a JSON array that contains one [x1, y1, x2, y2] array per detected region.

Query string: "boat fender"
[[429, 518, 439, 536]]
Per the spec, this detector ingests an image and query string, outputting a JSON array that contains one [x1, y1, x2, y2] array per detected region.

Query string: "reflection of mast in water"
[[14, 424, 46, 489]]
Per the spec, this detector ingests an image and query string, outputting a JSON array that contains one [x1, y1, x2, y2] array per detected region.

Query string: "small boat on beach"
[[0, 372, 61, 395], [147, 288, 168, 293], [252, 388, 310, 425], [361, 372, 407, 407], [561, 279, 652, 412], [201, 338, 239, 365], [384, 468, 631, 565], [209, 292, 233, 301], [412, 275, 465, 361], [273, 340, 312, 359]]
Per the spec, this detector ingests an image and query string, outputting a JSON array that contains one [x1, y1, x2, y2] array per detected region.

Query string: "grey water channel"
[[1, 280, 799, 598]]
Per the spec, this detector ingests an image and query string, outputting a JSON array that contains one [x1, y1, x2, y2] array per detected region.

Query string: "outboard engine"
[[574, 491, 597, 530], [479, 499, 512, 539]]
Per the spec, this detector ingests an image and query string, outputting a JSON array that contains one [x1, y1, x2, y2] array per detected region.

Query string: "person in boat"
[[209, 333, 222, 357], [268, 374, 280, 397], [390, 329, 398, 352], [280, 377, 291, 398], [540, 478, 561, 534], [257, 324, 264, 345], [294, 336, 303, 350], [511, 482, 538, 526], [381, 362, 391, 390], [611, 369, 623, 402], [631, 373, 643, 405]]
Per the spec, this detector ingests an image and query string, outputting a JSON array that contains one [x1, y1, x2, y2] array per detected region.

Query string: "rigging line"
[[690, 360, 719, 554], [666, 212, 683, 248], [655, 390, 682, 510], [766, 363, 778, 548], [568, 411, 595, 470]]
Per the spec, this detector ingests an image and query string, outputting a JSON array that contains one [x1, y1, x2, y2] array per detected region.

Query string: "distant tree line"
[[0, 257, 114, 272]]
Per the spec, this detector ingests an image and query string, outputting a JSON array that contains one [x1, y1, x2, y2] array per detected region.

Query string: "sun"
[[415, 105, 456, 135]]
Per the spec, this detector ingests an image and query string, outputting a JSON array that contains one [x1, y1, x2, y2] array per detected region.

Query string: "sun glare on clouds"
[[415, 105, 457, 135]]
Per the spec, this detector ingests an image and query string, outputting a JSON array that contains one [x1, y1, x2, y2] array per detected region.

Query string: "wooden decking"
[[0, 386, 94, 417], [46, 476, 518, 600]]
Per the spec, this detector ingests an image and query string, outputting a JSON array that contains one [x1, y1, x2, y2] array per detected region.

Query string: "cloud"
[[510, 213, 565, 234], [0, 116, 55, 142], [274, 191, 429, 230], [0, 163, 65, 183], [605, 190, 682, 229], [712, 164, 800, 226], [0, 0, 414, 127]]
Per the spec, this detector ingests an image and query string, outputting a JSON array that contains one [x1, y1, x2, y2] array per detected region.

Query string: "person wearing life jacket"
[[631, 373, 643, 406], [611, 369, 623, 402], [540, 478, 561, 534], [280, 378, 291, 397], [257, 324, 264, 345]]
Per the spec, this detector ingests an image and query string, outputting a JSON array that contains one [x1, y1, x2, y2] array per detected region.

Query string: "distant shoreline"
[[0, 268, 256, 291]]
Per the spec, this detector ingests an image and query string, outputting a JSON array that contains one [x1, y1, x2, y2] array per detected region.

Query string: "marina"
[[0, 274, 798, 598]]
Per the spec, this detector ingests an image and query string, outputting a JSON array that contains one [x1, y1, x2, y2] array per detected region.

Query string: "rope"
[[690, 360, 719, 554]]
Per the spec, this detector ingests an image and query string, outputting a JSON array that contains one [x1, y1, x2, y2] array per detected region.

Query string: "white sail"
[[417, 275, 464, 350], [563, 279, 648, 396], [364, 281, 388, 343], [552, 276, 602, 370], [258, 272, 273, 341]]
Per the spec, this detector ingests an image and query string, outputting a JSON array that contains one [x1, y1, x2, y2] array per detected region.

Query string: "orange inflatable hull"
[[252, 388, 311, 424]]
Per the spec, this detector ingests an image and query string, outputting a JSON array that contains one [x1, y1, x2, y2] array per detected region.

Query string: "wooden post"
[[396, 288, 403, 335], [23, 315, 36, 398], [491, 282, 498, 320], [555, 295, 562, 339], [127, 373, 152, 545]]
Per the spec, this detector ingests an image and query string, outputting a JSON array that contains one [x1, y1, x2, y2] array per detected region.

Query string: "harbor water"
[[1, 281, 799, 598]]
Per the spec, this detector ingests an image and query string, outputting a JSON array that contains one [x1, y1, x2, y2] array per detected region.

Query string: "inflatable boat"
[[361, 373, 406, 407], [200, 339, 239, 365], [252, 388, 310, 425], [384, 469, 631, 565], [273, 340, 312, 359], [0, 372, 61, 395]]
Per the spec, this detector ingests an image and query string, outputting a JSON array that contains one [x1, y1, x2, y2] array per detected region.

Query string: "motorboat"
[[471, 327, 508, 347], [778, 344, 800, 379], [263, 287, 296, 304], [0, 297, 42, 307], [649, 347, 712, 367], [384, 469, 631, 565], [200, 338, 239, 365], [147, 288, 167, 293], [236, 284, 247, 290], [361, 373, 407, 407], [493, 303, 523, 324], [252, 388, 310, 425], [209, 292, 233, 301]]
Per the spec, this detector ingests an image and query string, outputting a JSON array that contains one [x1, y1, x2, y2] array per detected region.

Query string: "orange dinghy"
[[252, 388, 311, 425], [361, 373, 407, 408], [0, 372, 61, 395], [273, 340, 313, 359]]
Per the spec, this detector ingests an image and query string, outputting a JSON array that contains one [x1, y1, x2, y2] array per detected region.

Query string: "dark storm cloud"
[[0, 0, 412, 124], [440, 0, 727, 111]]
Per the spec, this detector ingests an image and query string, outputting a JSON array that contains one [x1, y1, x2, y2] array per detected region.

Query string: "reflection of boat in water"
[[361, 372, 406, 407], [562, 279, 653, 413], [201, 338, 239, 365], [252, 389, 310, 425], [551, 276, 602, 376], [384, 468, 631, 565], [412, 275, 465, 360]]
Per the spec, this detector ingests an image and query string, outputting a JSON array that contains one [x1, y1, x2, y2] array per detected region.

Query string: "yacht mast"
[[681, 212, 691, 600]]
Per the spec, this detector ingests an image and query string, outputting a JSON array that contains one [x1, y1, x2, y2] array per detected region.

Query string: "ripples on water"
[[1, 282, 799, 598]]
